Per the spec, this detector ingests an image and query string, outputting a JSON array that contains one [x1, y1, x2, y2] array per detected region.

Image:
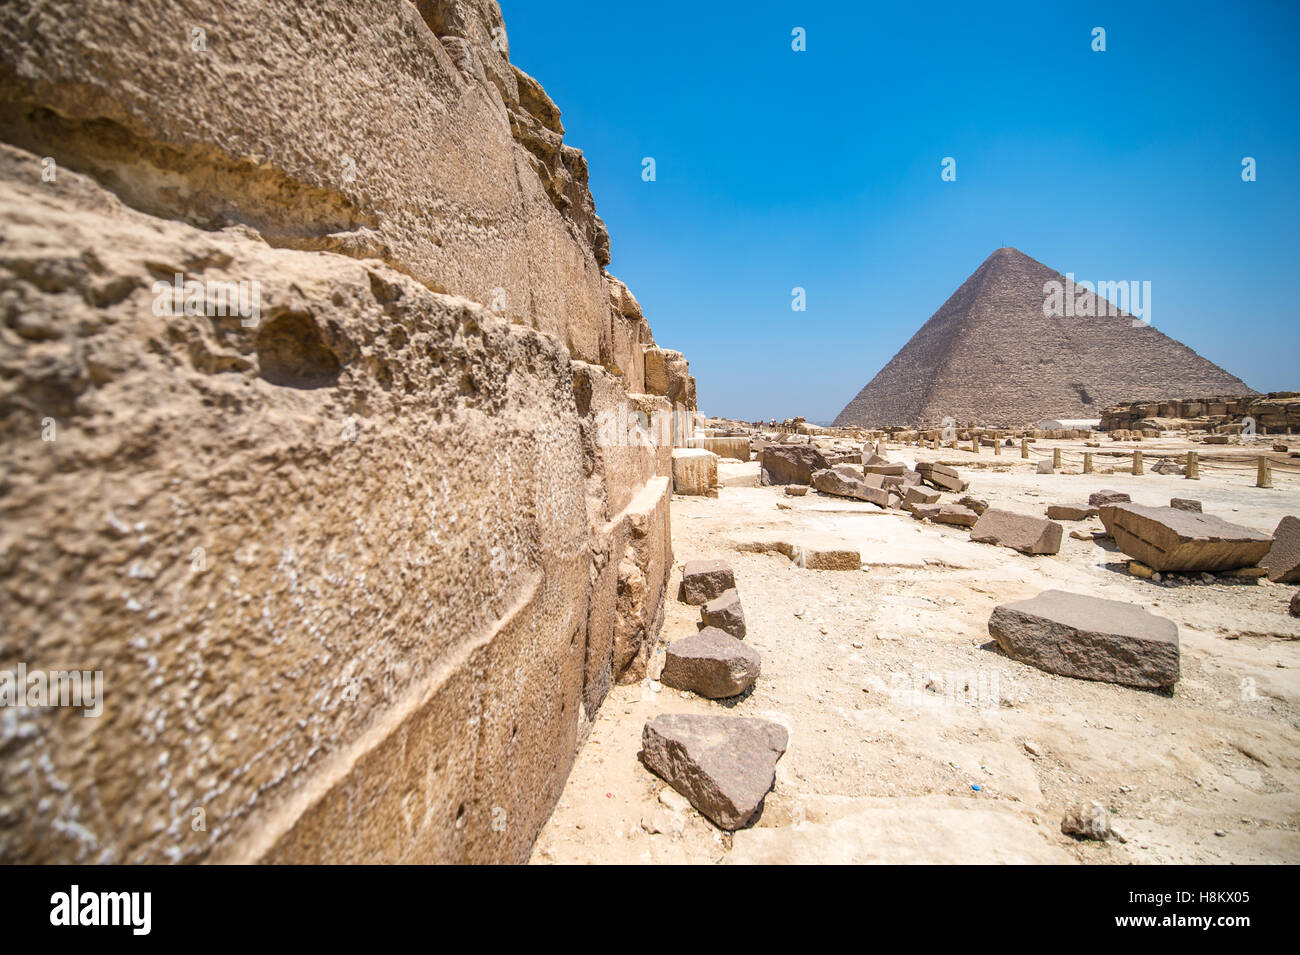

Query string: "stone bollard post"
[[1257, 455, 1273, 488], [1053, 448, 1062, 469], [1186, 451, 1199, 480], [1132, 450, 1143, 475], [1083, 452, 1093, 474], [1020, 438, 1029, 459]]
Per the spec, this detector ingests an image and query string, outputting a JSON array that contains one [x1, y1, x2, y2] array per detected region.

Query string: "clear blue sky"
[[503, 0, 1299, 423]]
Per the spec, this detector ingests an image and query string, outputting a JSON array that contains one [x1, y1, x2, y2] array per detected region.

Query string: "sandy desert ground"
[[532, 436, 1300, 864]]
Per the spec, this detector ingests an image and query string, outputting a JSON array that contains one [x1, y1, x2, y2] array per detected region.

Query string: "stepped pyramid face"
[[833, 248, 1255, 428]]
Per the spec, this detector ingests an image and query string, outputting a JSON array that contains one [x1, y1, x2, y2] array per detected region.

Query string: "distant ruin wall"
[[0, 0, 692, 863], [1100, 394, 1300, 433]]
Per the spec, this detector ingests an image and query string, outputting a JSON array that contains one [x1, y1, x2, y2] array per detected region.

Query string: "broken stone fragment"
[[811, 466, 890, 506], [1099, 503, 1271, 573], [956, 495, 988, 515], [916, 461, 965, 492], [1046, 503, 1098, 521], [1290, 591, 1300, 617], [1035, 459, 1054, 474], [1264, 515, 1300, 583], [933, 504, 979, 528], [903, 486, 941, 509], [911, 503, 942, 522], [1088, 489, 1130, 507], [970, 508, 1063, 554], [678, 559, 735, 605], [1170, 498, 1202, 513], [1061, 801, 1111, 841], [1129, 561, 1155, 579], [699, 587, 746, 638], [988, 589, 1179, 688], [660, 627, 760, 699], [783, 485, 807, 496], [639, 714, 788, 830]]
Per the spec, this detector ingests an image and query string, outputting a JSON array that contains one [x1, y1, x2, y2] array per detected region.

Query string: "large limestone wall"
[[0, 1, 692, 863]]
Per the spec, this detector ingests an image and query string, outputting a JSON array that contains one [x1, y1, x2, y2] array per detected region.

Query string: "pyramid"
[[833, 248, 1255, 428]]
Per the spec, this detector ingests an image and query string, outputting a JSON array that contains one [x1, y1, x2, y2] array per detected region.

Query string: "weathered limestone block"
[[672, 448, 719, 496], [626, 392, 674, 478], [988, 590, 1180, 689], [678, 559, 736, 605], [0, 161, 599, 864], [0, 0, 615, 366], [1099, 504, 1271, 573], [660, 628, 761, 699], [639, 714, 787, 830], [688, 436, 750, 460], [0, 0, 687, 866], [574, 361, 662, 518], [759, 444, 829, 485], [643, 347, 695, 409], [1170, 498, 1203, 513]]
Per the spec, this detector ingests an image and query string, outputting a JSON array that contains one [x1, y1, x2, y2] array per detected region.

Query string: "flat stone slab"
[[988, 589, 1180, 688], [1099, 503, 1271, 573], [970, 508, 1063, 554], [1088, 489, 1130, 507], [1046, 503, 1098, 521], [660, 628, 760, 699], [700, 587, 747, 638], [640, 714, 788, 830], [1265, 515, 1300, 583], [678, 559, 735, 605], [1035, 460, 1054, 474]]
